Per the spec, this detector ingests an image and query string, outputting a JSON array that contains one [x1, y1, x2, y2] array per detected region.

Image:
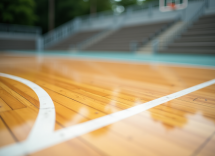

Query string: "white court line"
[[0, 73, 56, 141], [0, 73, 214, 155]]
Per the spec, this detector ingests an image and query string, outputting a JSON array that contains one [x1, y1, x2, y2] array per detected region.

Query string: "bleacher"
[[47, 29, 103, 50], [84, 21, 174, 52], [1, 0, 214, 54], [160, 14, 215, 54], [0, 24, 41, 51], [0, 38, 36, 51]]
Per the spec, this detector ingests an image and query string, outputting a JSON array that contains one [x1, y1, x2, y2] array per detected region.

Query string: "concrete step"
[[137, 21, 186, 54]]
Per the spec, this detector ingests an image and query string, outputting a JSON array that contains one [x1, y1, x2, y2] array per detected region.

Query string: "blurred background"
[[0, 0, 214, 58], [0, 0, 155, 34]]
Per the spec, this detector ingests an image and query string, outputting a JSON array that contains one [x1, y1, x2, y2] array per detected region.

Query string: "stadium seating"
[[160, 14, 215, 54], [0, 38, 36, 51], [47, 29, 102, 50], [84, 20, 174, 52]]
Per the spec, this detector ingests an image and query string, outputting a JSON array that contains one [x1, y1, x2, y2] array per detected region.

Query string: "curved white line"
[[0, 73, 56, 155]]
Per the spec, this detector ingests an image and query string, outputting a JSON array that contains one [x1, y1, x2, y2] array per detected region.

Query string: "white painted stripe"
[[0, 73, 56, 141], [0, 76, 214, 156], [43, 78, 215, 146]]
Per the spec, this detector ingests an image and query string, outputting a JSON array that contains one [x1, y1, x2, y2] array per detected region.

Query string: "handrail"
[[0, 23, 43, 51], [140, 17, 181, 47], [42, 0, 204, 49], [43, 19, 79, 48], [42, 1, 161, 48], [129, 17, 180, 52], [0, 23, 41, 35], [75, 28, 111, 51]]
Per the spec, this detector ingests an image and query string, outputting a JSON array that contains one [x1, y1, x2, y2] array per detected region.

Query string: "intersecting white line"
[[0, 72, 214, 156]]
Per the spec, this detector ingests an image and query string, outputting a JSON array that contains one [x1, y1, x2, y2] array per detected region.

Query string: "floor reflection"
[[0, 55, 215, 135]]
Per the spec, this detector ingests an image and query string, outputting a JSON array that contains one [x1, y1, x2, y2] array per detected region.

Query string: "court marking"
[[0, 73, 214, 155], [0, 73, 56, 141]]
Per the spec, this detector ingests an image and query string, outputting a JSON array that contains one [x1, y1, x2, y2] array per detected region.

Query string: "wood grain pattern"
[[0, 54, 215, 156], [0, 86, 26, 110], [0, 117, 15, 147], [196, 132, 215, 156], [0, 98, 12, 112]]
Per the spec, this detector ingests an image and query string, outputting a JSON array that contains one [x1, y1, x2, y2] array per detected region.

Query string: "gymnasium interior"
[[0, 0, 215, 155]]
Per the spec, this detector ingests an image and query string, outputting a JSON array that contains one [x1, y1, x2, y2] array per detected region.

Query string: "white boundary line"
[[0, 73, 214, 155], [0, 73, 56, 152]]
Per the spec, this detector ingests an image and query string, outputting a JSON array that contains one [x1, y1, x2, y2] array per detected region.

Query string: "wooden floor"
[[0, 54, 215, 156]]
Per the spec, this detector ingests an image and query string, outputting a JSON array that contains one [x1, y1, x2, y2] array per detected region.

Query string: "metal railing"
[[75, 28, 112, 51], [0, 23, 42, 51], [143, 17, 181, 45], [0, 23, 41, 35], [43, 0, 205, 49], [43, 1, 161, 48], [129, 17, 181, 52], [0, 0, 205, 52], [43, 18, 80, 48]]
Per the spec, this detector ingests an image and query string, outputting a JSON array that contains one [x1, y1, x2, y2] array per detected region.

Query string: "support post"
[[49, 0, 55, 31], [152, 39, 159, 55], [130, 41, 138, 53], [37, 36, 44, 63], [206, 0, 209, 8], [126, 8, 132, 17], [74, 18, 81, 32], [148, 4, 152, 17]]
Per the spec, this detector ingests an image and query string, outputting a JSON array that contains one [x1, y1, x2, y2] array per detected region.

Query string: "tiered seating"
[[84, 21, 173, 52], [0, 38, 36, 50], [47, 29, 102, 50], [160, 14, 215, 54]]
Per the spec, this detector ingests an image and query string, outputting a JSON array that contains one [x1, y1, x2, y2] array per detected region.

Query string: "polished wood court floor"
[[0, 54, 215, 156]]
